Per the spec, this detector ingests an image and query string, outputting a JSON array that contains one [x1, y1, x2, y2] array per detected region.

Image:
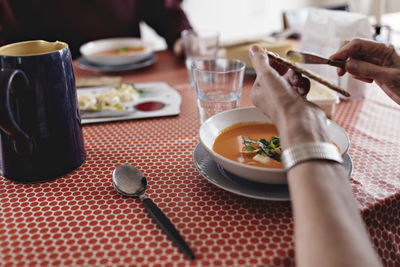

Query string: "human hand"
[[329, 38, 400, 104], [249, 45, 329, 149], [173, 38, 184, 57]]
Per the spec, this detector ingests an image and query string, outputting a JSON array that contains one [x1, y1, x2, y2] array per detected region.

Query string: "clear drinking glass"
[[181, 29, 219, 85], [192, 58, 246, 124]]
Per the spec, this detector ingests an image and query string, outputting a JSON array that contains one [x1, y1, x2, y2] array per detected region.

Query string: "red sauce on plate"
[[134, 101, 165, 112]]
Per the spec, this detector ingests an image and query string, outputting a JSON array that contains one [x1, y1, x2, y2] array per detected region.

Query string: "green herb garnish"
[[243, 136, 257, 151], [114, 83, 144, 94], [243, 136, 282, 162], [135, 88, 144, 94], [116, 47, 128, 53]]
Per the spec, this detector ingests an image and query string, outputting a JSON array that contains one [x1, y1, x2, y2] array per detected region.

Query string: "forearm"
[[276, 107, 381, 267], [288, 159, 381, 267], [249, 45, 382, 266]]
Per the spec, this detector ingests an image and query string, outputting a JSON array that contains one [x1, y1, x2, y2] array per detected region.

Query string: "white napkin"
[[301, 8, 373, 100], [347, 0, 386, 25]]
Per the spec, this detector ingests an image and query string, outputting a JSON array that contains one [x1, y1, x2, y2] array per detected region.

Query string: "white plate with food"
[[79, 37, 153, 65], [199, 107, 350, 184], [193, 143, 352, 201], [77, 82, 181, 124]]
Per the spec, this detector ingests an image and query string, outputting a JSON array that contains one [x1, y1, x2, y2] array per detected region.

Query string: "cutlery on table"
[[286, 50, 346, 68], [79, 109, 132, 119], [112, 164, 195, 260], [75, 76, 122, 88]]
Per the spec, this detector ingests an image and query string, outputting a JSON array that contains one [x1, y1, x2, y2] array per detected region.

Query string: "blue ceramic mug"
[[0, 40, 86, 182]]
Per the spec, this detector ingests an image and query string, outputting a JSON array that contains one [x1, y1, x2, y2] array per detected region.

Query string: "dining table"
[[1, 49, 400, 267]]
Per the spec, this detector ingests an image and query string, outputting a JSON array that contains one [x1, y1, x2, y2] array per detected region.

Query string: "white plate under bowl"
[[80, 38, 153, 65], [193, 143, 353, 201], [199, 107, 350, 184], [76, 53, 157, 73]]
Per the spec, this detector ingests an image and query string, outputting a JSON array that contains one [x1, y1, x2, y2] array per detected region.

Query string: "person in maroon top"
[[0, 0, 192, 58]]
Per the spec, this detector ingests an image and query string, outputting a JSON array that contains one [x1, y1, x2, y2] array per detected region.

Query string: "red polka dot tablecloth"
[[1, 84, 399, 266]]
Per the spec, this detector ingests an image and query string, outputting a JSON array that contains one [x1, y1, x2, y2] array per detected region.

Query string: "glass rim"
[[191, 58, 246, 73], [181, 29, 220, 39]]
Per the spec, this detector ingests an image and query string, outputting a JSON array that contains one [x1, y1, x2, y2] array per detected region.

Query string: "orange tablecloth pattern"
[[1, 84, 399, 266]]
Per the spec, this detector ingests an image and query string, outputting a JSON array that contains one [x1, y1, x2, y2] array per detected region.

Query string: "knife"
[[286, 50, 346, 68], [79, 109, 133, 119]]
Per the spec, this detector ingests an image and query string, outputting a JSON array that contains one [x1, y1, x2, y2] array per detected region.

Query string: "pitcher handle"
[[0, 69, 34, 155]]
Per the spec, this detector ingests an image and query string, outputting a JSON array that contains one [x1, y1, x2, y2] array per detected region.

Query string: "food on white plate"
[[94, 46, 146, 55], [78, 83, 142, 111]]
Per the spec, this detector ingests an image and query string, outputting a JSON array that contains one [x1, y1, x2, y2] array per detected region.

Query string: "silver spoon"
[[112, 164, 195, 260]]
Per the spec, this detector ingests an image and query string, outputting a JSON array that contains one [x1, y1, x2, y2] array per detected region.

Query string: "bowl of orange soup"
[[80, 38, 153, 65], [199, 107, 349, 184]]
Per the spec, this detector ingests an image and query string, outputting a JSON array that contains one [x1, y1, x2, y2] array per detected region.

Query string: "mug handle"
[[0, 69, 34, 155]]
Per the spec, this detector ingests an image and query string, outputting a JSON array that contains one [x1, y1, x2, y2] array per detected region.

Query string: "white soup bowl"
[[199, 107, 349, 184]]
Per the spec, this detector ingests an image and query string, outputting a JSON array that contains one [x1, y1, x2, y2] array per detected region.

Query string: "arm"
[[141, 0, 192, 54], [330, 38, 400, 104], [289, 163, 379, 267], [249, 45, 382, 267]]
